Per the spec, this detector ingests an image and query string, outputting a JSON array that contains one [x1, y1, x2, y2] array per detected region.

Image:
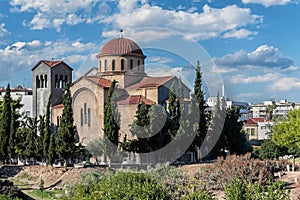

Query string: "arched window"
[[112, 59, 115, 71], [36, 75, 40, 88], [55, 74, 58, 88], [44, 74, 47, 88], [104, 60, 107, 71], [59, 75, 63, 88], [137, 60, 141, 71], [121, 59, 125, 71], [40, 75, 44, 88], [130, 59, 133, 70], [65, 75, 68, 86], [99, 61, 102, 71]]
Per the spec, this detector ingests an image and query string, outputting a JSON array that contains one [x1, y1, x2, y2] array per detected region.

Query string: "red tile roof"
[[117, 95, 154, 105], [42, 60, 63, 67], [127, 76, 175, 89], [86, 77, 112, 88], [244, 118, 266, 126], [100, 38, 145, 57], [32, 60, 73, 71], [52, 103, 64, 109]]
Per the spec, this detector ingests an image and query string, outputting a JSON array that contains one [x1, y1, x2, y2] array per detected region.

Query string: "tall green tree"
[[35, 115, 45, 160], [130, 102, 151, 152], [192, 61, 208, 157], [44, 94, 52, 164], [23, 117, 38, 160], [48, 134, 56, 166], [57, 82, 76, 166], [103, 80, 120, 146], [9, 97, 22, 160], [0, 84, 12, 161], [167, 81, 179, 138]]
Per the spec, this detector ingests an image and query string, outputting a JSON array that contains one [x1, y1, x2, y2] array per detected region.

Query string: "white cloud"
[[148, 56, 173, 64], [242, 0, 293, 7], [10, 0, 103, 31], [103, 1, 262, 41], [230, 73, 280, 84], [269, 77, 300, 91], [214, 44, 294, 69], [0, 23, 10, 38], [0, 39, 96, 82], [223, 28, 257, 39]]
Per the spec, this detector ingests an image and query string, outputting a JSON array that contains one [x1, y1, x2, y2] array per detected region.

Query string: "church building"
[[32, 36, 191, 145]]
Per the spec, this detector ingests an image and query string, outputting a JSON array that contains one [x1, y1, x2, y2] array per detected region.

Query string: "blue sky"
[[0, 0, 300, 103]]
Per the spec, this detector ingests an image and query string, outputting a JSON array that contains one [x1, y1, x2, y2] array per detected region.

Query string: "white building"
[[251, 99, 300, 119], [0, 86, 33, 118], [243, 118, 273, 141]]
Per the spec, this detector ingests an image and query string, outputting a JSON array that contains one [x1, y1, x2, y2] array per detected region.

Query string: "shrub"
[[259, 139, 288, 160], [197, 154, 272, 190], [63, 171, 170, 200], [224, 177, 248, 200], [182, 190, 216, 200], [224, 177, 290, 200]]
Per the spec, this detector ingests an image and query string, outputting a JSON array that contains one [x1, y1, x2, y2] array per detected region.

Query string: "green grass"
[[27, 189, 65, 200]]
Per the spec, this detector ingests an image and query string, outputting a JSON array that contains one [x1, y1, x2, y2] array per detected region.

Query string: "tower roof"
[[99, 38, 145, 57]]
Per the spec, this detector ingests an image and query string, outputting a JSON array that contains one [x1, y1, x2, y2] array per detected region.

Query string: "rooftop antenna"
[[120, 29, 123, 38]]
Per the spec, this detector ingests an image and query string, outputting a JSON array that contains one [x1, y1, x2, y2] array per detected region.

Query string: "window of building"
[[84, 103, 87, 124], [44, 74, 47, 88], [250, 128, 255, 136], [55, 74, 58, 88], [59, 75, 63, 88], [137, 60, 140, 71], [65, 75, 68, 85], [57, 116, 60, 127], [261, 126, 267, 130], [104, 60, 107, 71], [80, 108, 83, 126], [88, 108, 91, 127], [121, 59, 125, 71], [130, 59, 133, 70], [40, 75, 44, 88], [99, 61, 102, 71], [36, 75, 40, 88], [112, 59, 115, 71]]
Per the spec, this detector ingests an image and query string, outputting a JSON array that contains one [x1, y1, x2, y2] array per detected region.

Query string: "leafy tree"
[[272, 108, 300, 150], [44, 94, 52, 164], [0, 84, 12, 161], [103, 80, 120, 147], [57, 82, 76, 166], [223, 107, 252, 155], [129, 102, 151, 152], [259, 139, 287, 160]]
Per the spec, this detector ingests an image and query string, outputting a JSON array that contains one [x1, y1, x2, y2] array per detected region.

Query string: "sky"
[[0, 0, 300, 103]]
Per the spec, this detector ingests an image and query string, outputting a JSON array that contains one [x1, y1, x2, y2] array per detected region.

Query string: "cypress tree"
[[103, 80, 120, 146], [168, 81, 178, 138], [23, 117, 38, 160], [36, 115, 45, 160], [193, 61, 208, 156], [0, 84, 12, 161], [57, 82, 76, 166], [44, 94, 52, 164], [48, 134, 56, 166]]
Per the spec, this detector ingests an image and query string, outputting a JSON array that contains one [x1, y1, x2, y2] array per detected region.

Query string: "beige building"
[[50, 37, 191, 145]]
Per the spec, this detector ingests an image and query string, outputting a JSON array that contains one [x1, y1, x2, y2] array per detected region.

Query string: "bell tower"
[[32, 60, 73, 118]]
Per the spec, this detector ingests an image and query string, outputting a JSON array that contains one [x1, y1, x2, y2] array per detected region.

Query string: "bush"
[[182, 190, 216, 200], [197, 154, 272, 190], [224, 177, 290, 200], [224, 177, 248, 200], [259, 139, 288, 160], [64, 171, 170, 200]]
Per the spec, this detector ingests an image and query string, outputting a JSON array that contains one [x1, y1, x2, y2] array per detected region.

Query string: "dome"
[[99, 38, 145, 57]]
